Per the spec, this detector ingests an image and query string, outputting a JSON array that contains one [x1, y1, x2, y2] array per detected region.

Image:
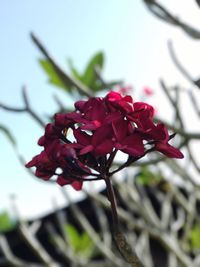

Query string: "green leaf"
[[68, 58, 82, 81], [189, 223, 200, 250], [83, 52, 104, 82], [39, 59, 71, 91], [136, 166, 162, 186], [64, 223, 95, 259], [67, 52, 105, 92], [0, 212, 15, 232], [79, 232, 94, 258], [68, 51, 120, 93], [81, 52, 104, 91], [0, 124, 16, 147], [64, 224, 81, 251]]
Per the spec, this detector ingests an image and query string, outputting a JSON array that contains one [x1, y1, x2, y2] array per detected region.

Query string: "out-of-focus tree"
[[1, 1, 200, 267]]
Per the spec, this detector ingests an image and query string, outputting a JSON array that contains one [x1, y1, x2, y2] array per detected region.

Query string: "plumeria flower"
[[26, 90, 183, 190]]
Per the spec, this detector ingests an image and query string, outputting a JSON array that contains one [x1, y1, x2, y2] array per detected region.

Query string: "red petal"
[[92, 125, 112, 146], [57, 176, 68, 186], [25, 157, 37, 168], [35, 170, 52, 180], [74, 129, 91, 145], [155, 143, 184, 159], [79, 145, 93, 155], [57, 176, 83, 190], [112, 117, 128, 141], [106, 91, 122, 101], [71, 181, 83, 190], [116, 134, 144, 157], [94, 140, 113, 156], [75, 100, 86, 111], [81, 120, 101, 130]]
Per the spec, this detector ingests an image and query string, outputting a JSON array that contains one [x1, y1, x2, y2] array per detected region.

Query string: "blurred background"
[[1, 1, 200, 267], [0, 0, 200, 218]]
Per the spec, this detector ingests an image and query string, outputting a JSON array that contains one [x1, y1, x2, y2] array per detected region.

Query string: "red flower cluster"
[[26, 91, 183, 190]]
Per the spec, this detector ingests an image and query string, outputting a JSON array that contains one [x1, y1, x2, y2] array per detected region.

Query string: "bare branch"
[[0, 86, 45, 128], [143, 0, 200, 39]]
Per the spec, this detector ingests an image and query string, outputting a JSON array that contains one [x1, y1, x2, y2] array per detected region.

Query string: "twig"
[[143, 0, 200, 39], [168, 41, 199, 88], [160, 80, 185, 129], [45, 222, 81, 266], [85, 187, 193, 267], [0, 234, 29, 267], [61, 188, 124, 267], [18, 222, 58, 267], [188, 90, 200, 117], [89, 195, 112, 247], [0, 86, 45, 128]]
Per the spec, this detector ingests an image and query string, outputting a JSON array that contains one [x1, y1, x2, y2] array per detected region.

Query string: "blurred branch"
[[0, 234, 29, 267], [89, 197, 112, 247], [18, 221, 58, 267], [195, 0, 200, 8], [45, 222, 80, 266], [61, 188, 125, 267], [168, 41, 200, 89], [188, 90, 200, 117], [31, 33, 92, 98], [159, 80, 185, 129], [143, 0, 200, 39], [85, 187, 193, 267], [156, 80, 200, 139], [0, 86, 45, 127]]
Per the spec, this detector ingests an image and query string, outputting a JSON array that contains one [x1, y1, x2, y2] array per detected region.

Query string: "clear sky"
[[1, 0, 200, 219]]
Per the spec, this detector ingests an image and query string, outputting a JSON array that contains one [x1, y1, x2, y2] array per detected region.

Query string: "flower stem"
[[106, 149, 118, 172], [113, 228, 145, 267], [104, 177, 145, 267], [104, 177, 119, 227]]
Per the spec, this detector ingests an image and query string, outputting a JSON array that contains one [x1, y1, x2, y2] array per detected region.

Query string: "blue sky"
[[1, 1, 200, 219]]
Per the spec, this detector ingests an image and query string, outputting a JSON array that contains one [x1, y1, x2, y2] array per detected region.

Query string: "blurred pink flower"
[[143, 86, 154, 96], [117, 85, 133, 95]]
